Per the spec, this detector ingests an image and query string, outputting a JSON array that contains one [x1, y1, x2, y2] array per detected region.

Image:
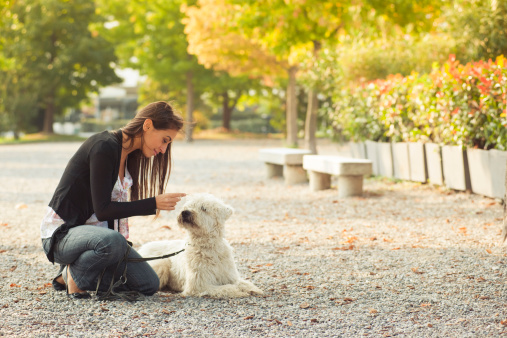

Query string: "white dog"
[[138, 193, 263, 298]]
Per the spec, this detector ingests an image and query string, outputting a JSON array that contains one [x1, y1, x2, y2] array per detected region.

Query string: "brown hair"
[[122, 101, 184, 203]]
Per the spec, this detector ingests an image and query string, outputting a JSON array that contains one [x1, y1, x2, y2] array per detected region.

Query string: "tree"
[[0, 0, 121, 134], [101, 0, 221, 141], [183, 0, 300, 145]]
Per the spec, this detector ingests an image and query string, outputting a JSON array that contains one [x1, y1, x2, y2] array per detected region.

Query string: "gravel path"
[[1, 138, 506, 337]]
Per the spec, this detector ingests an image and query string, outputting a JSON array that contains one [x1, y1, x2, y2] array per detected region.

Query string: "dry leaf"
[[0, 223, 8, 226], [300, 302, 310, 309], [501, 319, 507, 326], [265, 263, 273, 266], [421, 303, 431, 307], [306, 286, 315, 290], [287, 321, 293, 326], [412, 267, 424, 274], [244, 316, 254, 320], [310, 319, 318, 323], [391, 247, 401, 250], [428, 323, 433, 328], [10, 266, 17, 272], [369, 308, 378, 314], [9, 283, 20, 287], [159, 225, 172, 230], [486, 249, 492, 254], [15, 203, 28, 209]]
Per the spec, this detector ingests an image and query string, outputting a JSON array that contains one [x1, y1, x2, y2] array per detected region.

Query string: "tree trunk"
[[304, 89, 318, 154], [304, 41, 321, 154], [42, 96, 55, 134], [185, 71, 194, 142], [222, 92, 232, 131], [286, 66, 298, 147]]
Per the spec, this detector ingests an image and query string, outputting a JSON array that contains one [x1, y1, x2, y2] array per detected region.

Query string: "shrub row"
[[325, 55, 507, 150]]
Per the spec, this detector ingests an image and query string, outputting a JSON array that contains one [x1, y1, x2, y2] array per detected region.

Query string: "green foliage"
[[446, 0, 507, 63], [325, 55, 507, 150], [0, 0, 121, 133]]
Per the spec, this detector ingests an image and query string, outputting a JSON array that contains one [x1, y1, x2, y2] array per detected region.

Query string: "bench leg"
[[283, 164, 307, 185], [265, 163, 283, 178], [338, 175, 364, 197], [309, 171, 331, 191]]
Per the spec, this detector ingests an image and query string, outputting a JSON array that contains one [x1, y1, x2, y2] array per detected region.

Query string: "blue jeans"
[[42, 225, 159, 295]]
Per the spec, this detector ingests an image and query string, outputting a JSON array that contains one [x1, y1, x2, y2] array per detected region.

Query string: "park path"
[[0, 137, 506, 337]]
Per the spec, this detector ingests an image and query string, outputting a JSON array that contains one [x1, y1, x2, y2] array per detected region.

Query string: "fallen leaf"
[[486, 249, 492, 254], [300, 302, 310, 309], [391, 247, 401, 250], [412, 267, 424, 274], [10, 266, 17, 272], [310, 319, 318, 323], [159, 225, 172, 230], [428, 323, 433, 328], [244, 316, 254, 320], [332, 245, 354, 251], [421, 303, 431, 307], [501, 319, 507, 326], [369, 308, 378, 314], [265, 263, 273, 267], [15, 203, 28, 209], [10, 283, 21, 287], [287, 321, 293, 326], [39, 290, 47, 295], [306, 286, 315, 290], [101, 307, 109, 312], [0, 223, 8, 226]]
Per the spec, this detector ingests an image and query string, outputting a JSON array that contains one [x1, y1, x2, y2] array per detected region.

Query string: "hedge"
[[325, 55, 507, 150]]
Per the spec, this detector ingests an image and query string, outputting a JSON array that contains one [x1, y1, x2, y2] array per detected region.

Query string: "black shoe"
[[52, 276, 66, 291], [63, 266, 91, 299]]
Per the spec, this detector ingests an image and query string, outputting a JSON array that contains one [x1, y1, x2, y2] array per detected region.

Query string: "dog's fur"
[[138, 193, 263, 298]]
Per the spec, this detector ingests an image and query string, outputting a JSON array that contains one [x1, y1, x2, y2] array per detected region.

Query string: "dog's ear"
[[223, 204, 234, 219]]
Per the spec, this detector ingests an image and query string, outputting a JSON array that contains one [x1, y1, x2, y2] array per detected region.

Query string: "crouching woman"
[[41, 101, 186, 299]]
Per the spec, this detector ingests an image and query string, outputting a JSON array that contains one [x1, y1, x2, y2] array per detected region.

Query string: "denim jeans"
[[42, 225, 159, 295]]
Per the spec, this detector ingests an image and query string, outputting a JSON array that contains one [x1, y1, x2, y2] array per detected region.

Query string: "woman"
[[41, 101, 186, 299]]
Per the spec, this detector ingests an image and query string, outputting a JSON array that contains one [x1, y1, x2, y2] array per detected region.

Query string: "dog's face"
[[177, 193, 234, 237]]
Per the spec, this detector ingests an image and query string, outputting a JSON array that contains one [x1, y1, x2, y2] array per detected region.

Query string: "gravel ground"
[[1, 137, 507, 337]]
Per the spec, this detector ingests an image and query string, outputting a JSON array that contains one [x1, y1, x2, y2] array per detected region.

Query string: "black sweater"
[[45, 130, 157, 262]]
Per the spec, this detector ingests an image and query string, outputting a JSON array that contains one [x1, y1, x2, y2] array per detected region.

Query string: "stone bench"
[[259, 148, 313, 185], [303, 155, 373, 197]]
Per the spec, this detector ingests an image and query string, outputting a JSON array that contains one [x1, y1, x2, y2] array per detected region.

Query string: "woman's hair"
[[122, 101, 184, 203]]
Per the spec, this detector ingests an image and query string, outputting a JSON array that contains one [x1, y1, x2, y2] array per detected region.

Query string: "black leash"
[[95, 246, 185, 302]]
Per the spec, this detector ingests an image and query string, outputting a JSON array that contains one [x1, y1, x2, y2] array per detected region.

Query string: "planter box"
[[365, 140, 379, 175], [392, 142, 411, 180], [489, 149, 507, 200], [349, 142, 366, 159], [408, 142, 427, 183], [377, 142, 394, 178], [467, 148, 492, 197], [442, 145, 471, 191], [425, 143, 444, 185]]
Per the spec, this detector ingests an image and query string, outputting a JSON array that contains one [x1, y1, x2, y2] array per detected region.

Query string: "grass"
[[0, 133, 86, 145]]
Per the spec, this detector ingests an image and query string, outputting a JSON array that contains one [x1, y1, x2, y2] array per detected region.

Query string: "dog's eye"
[[201, 206, 207, 212]]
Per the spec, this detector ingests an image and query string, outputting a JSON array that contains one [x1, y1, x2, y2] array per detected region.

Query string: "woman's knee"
[[94, 231, 128, 261], [142, 272, 160, 296]]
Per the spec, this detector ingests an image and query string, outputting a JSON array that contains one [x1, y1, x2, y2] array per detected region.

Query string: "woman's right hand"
[[155, 193, 186, 211]]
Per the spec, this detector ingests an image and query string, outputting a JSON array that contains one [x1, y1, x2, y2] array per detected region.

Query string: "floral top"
[[40, 165, 133, 239]]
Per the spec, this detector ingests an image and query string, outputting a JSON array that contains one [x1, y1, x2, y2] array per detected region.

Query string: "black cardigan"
[[45, 130, 157, 262]]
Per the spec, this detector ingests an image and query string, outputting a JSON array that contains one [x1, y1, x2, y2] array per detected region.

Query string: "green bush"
[[325, 55, 507, 149]]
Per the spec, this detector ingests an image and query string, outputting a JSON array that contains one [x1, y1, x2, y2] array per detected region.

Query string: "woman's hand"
[[155, 193, 186, 211]]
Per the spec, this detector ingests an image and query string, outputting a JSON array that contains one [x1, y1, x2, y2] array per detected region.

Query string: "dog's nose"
[[181, 210, 191, 218]]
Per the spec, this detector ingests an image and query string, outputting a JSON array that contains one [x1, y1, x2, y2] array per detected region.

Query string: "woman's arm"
[[89, 142, 157, 221]]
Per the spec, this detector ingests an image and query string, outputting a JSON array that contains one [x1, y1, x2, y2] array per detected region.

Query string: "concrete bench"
[[259, 148, 313, 185], [303, 155, 373, 197]]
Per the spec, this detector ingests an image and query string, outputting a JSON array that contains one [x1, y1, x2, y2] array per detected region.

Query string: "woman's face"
[[141, 124, 178, 158]]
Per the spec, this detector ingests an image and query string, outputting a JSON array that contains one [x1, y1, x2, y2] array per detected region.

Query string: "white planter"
[[425, 143, 444, 185], [467, 148, 492, 197], [442, 145, 471, 191], [377, 142, 394, 178], [392, 142, 411, 180], [365, 140, 379, 176], [489, 149, 507, 199], [408, 142, 427, 183], [349, 142, 366, 159]]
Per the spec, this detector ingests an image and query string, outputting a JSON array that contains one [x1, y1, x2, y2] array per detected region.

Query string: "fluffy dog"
[[138, 193, 263, 298]]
